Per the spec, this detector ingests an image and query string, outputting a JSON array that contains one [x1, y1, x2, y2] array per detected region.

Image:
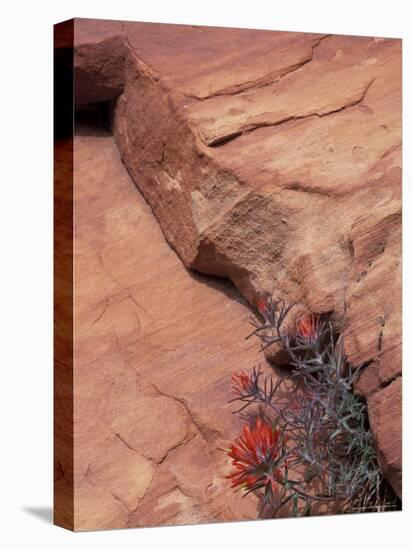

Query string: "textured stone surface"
[[73, 20, 402, 501], [368, 378, 402, 498], [73, 126, 264, 530], [74, 19, 126, 105]]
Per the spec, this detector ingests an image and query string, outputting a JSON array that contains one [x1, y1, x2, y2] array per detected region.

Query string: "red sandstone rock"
[[72, 19, 402, 501], [74, 19, 125, 105], [72, 128, 262, 530], [368, 378, 402, 498]]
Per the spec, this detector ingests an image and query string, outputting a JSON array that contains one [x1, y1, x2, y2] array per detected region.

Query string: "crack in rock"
[[113, 428, 197, 466], [184, 34, 332, 100], [97, 251, 154, 320], [208, 78, 376, 147], [151, 383, 223, 443], [83, 465, 131, 513], [91, 297, 110, 325]]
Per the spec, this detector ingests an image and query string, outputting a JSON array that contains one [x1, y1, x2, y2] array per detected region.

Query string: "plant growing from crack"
[[227, 298, 398, 518]]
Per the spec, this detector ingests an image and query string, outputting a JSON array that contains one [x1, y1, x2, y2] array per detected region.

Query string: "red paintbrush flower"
[[232, 370, 259, 397], [257, 299, 267, 315], [298, 315, 320, 342], [227, 418, 284, 493]]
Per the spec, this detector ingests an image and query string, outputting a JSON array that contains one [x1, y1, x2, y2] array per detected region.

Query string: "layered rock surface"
[[74, 20, 402, 499]]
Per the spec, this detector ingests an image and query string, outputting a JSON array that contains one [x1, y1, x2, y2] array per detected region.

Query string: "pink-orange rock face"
[[73, 20, 402, 499], [74, 19, 126, 105], [368, 378, 402, 498], [73, 126, 263, 530]]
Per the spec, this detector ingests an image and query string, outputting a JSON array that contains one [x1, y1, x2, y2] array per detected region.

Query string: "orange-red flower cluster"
[[298, 315, 320, 341], [257, 299, 267, 314], [232, 371, 254, 396], [227, 418, 283, 492]]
